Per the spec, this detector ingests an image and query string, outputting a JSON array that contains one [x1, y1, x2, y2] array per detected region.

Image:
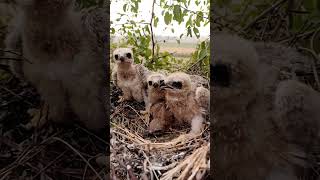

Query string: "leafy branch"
[[111, 0, 210, 76]]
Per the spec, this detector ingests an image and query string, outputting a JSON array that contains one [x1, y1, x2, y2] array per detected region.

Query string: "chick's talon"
[[144, 113, 150, 123], [140, 110, 148, 115], [117, 96, 125, 103]]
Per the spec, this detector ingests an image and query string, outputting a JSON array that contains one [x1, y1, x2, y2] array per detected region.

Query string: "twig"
[[0, 85, 35, 106], [52, 137, 104, 180], [310, 26, 320, 52], [288, 20, 312, 46], [309, 26, 320, 89], [150, 162, 177, 171], [32, 150, 69, 179], [181, 55, 208, 72], [161, 143, 209, 180], [75, 124, 108, 145], [83, 155, 101, 180], [278, 29, 318, 43], [0, 49, 33, 64], [141, 150, 160, 180], [242, 0, 288, 31], [298, 47, 320, 90], [260, 14, 272, 39], [150, 0, 156, 64]]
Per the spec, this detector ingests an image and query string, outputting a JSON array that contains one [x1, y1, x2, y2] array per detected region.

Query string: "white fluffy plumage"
[[111, 48, 149, 103]]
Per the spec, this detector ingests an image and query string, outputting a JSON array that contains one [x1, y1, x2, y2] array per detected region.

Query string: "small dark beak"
[[160, 80, 165, 86], [119, 56, 125, 62], [159, 82, 166, 90], [153, 83, 159, 88], [161, 85, 173, 90]]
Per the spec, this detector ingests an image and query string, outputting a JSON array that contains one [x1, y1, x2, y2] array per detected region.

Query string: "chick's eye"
[[126, 53, 132, 59], [160, 80, 165, 86], [172, 81, 182, 89], [148, 81, 152, 86], [212, 63, 231, 87], [115, 54, 119, 60]]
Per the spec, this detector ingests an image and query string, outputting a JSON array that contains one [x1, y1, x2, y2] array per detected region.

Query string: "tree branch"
[[150, 0, 156, 64], [242, 0, 288, 31]]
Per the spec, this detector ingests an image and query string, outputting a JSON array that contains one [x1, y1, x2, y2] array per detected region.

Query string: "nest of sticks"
[[0, 70, 108, 180], [110, 84, 210, 180]]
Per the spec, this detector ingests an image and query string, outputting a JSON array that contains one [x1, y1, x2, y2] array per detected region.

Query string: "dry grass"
[[0, 71, 108, 180]]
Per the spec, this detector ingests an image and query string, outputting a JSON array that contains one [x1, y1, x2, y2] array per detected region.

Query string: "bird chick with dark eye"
[[145, 72, 198, 134], [212, 33, 316, 180], [4, 0, 108, 131], [141, 72, 168, 133], [146, 75, 176, 135], [161, 72, 209, 134], [111, 48, 150, 103], [145, 72, 166, 107]]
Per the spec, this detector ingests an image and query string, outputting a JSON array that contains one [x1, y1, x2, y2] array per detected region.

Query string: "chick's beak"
[[160, 84, 173, 90]]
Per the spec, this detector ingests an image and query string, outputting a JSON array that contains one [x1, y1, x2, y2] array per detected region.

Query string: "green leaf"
[[186, 16, 192, 27], [110, 28, 115, 34], [193, 27, 200, 38], [196, 11, 203, 27], [123, 4, 127, 12], [187, 27, 192, 37], [198, 49, 207, 59], [201, 41, 206, 49], [173, 5, 183, 23], [164, 12, 172, 25], [195, 19, 201, 27], [154, 17, 159, 27], [144, 25, 150, 33]]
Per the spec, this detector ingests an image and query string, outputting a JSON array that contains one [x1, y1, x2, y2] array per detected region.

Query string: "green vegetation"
[[212, 0, 320, 89], [111, 0, 210, 77], [212, 0, 320, 48]]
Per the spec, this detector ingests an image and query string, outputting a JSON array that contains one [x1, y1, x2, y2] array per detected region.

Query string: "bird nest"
[[110, 85, 210, 180], [0, 70, 108, 179]]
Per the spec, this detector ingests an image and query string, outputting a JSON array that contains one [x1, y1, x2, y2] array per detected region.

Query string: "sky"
[[110, 0, 210, 38]]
